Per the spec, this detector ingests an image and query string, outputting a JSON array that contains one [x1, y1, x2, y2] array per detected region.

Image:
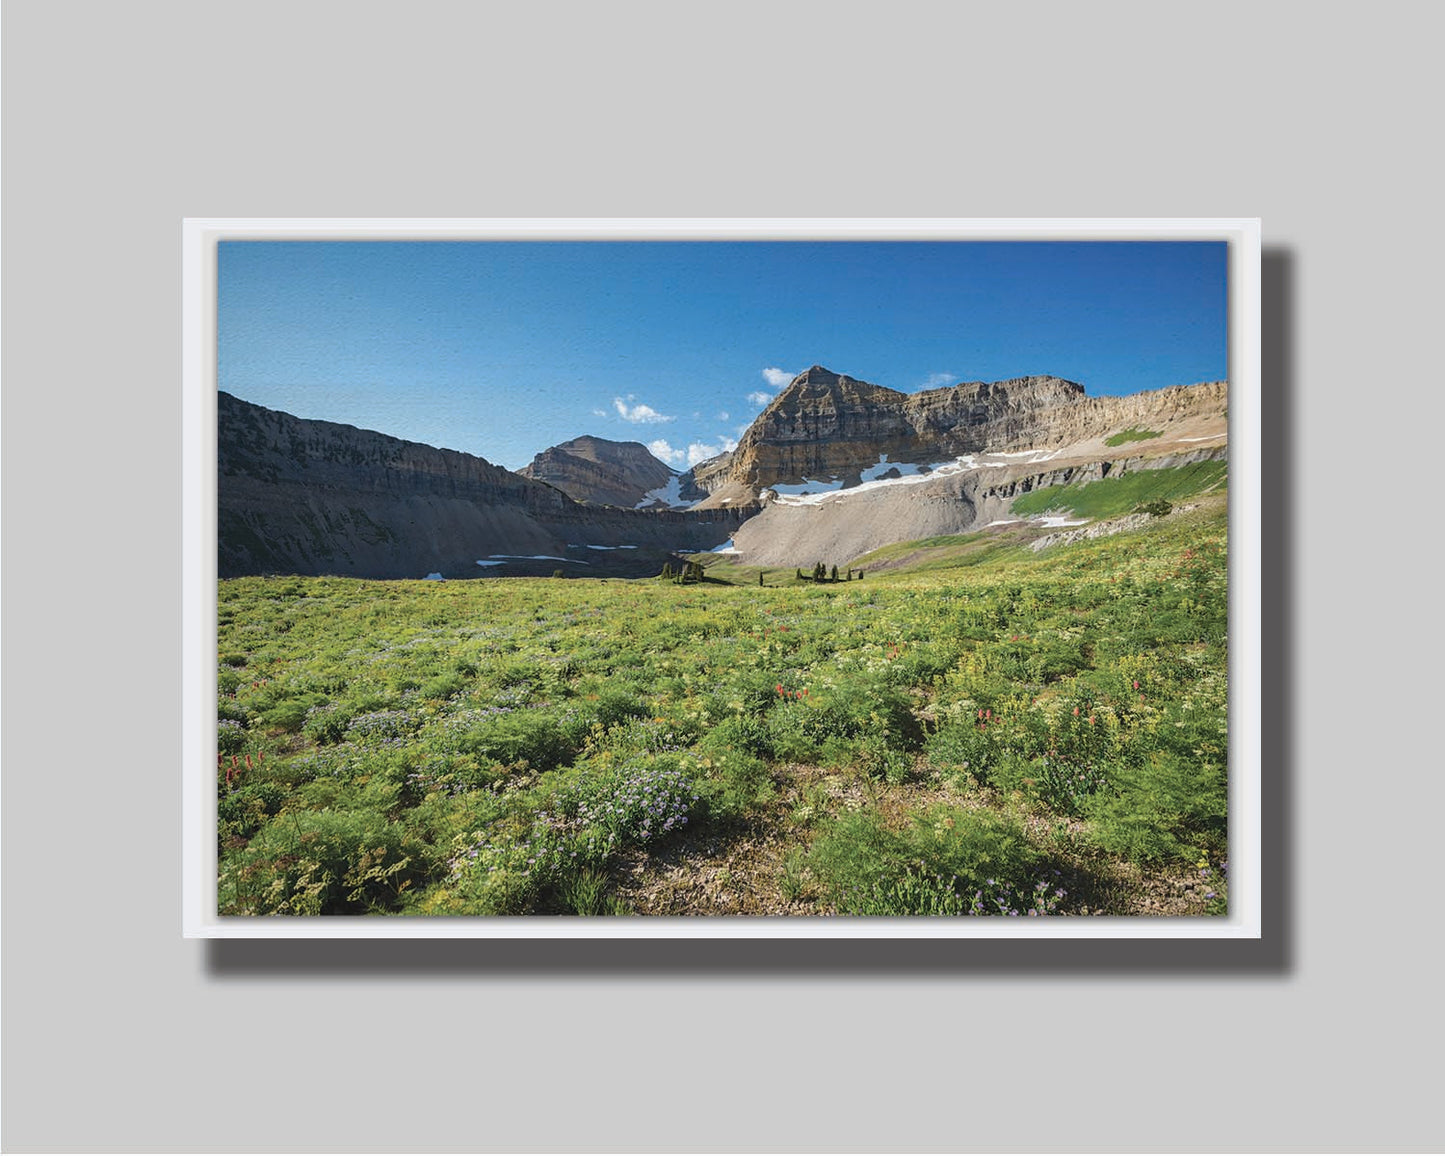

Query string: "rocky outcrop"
[[519, 436, 679, 508], [218, 393, 757, 579], [727, 445, 1227, 568], [691, 366, 1226, 505], [219, 361, 1227, 579]]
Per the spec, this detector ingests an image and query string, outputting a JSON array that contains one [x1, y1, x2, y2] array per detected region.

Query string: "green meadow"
[[216, 476, 1229, 918]]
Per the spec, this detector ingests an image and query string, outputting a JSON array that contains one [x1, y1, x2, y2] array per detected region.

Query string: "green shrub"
[[1084, 749, 1226, 864], [694, 748, 775, 819], [584, 685, 649, 730], [217, 719, 249, 754], [301, 705, 351, 745], [803, 807, 1061, 916], [852, 733, 914, 784], [779, 677, 922, 751], [219, 809, 425, 915], [258, 692, 327, 733], [217, 780, 287, 846], [558, 868, 628, 916], [455, 710, 576, 774], [420, 673, 467, 700], [697, 714, 774, 760]]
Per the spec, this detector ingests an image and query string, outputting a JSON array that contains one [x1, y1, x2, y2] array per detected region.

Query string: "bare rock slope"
[[218, 393, 753, 579], [709, 366, 1227, 567], [518, 436, 703, 508]]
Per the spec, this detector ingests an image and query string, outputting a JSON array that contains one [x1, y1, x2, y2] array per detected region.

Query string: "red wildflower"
[[777, 684, 784, 695], [1073, 706, 1080, 716], [245, 754, 252, 770], [1133, 680, 1140, 690]]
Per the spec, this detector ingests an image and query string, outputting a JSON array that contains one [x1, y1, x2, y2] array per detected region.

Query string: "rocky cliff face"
[[217, 393, 756, 579], [708, 366, 1084, 492], [710, 365, 1228, 566], [693, 365, 1225, 503], [219, 362, 1227, 579], [518, 436, 679, 508]]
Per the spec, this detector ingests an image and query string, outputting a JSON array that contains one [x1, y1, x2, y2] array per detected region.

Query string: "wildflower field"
[[215, 491, 1229, 918]]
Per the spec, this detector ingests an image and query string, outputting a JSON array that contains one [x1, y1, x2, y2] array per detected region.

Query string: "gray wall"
[[5, 3, 1440, 1151]]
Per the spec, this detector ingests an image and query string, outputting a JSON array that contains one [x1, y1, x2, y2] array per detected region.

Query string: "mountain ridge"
[[217, 364, 1227, 579], [518, 435, 684, 508], [217, 392, 756, 578]]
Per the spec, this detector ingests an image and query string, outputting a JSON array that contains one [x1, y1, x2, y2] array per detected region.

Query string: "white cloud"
[[717, 410, 729, 422], [614, 397, 674, 424], [921, 372, 957, 389], [747, 390, 772, 408], [686, 436, 738, 466], [761, 367, 795, 389], [591, 408, 608, 418], [648, 439, 686, 466]]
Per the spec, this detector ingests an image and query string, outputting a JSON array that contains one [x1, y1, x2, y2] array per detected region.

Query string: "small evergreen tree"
[[758, 571, 765, 586], [795, 568, 804, 581], [830, 565, 839, 581]]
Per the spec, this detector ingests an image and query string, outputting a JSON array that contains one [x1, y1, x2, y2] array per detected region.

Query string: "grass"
[[1104, 427, 1162, 447], [1010, 460, 1226, 521], [215, 483, 1229, 917]]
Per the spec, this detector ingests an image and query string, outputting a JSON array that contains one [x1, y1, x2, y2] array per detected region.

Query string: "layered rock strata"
[[689, 365, 1226, 506], [519, 436, 680, 508], [217, 393, 755, 579]]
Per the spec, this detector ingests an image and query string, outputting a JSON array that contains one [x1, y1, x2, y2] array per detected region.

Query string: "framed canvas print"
[[182, 218, 1260, 938]]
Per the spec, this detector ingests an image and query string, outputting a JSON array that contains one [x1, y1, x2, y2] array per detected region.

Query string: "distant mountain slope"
[[687, 365, 1226, 507], [217, 393, 755, 578], [518, 435, 706, 508], [706, 366, 1229, 566], [219, 364, 1227, 579]]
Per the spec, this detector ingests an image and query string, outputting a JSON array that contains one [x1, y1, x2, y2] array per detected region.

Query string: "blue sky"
[[218, 240, 1227, 472]]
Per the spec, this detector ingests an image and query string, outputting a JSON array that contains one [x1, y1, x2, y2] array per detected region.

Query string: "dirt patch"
[[606, 761, 1224, 918]]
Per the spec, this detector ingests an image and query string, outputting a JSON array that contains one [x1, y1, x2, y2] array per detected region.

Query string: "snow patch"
[[1034, 515, 1089, 528], [486, 554, 590, 564], [635, 475, 697, 509], [767, 448, 1066, 507], [709, 539, 739, 554], [424, 572, 444, 581], [475, 560, 506, 568], [859, 454, 929, 483], [581, 544, 638, 550]]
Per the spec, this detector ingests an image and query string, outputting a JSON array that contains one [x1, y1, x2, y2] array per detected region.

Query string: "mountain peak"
[[519, 434, 689, 507]]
